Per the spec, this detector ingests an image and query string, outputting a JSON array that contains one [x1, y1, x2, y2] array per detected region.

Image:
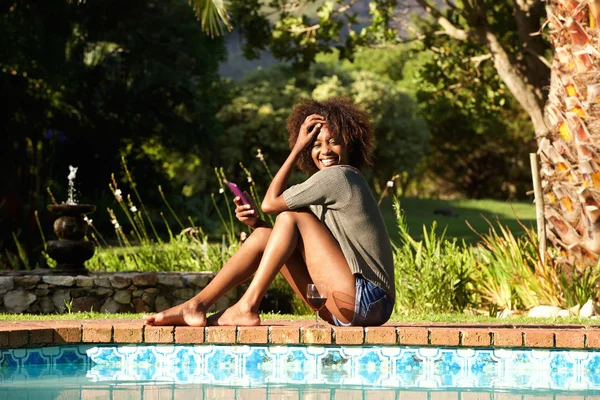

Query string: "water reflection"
[[1, 384, 600, 400]]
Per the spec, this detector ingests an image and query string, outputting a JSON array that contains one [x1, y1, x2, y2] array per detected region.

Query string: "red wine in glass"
[[307, 284, 328, 328]]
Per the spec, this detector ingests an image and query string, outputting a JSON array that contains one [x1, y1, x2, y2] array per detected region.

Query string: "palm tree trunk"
[[540, 0, 600, 264]]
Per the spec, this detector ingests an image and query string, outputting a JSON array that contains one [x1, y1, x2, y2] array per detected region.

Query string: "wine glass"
[[307, 284, 328, 328]]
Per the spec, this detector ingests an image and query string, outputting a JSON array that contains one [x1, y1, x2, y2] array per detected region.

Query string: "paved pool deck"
[[0, 319, 599, 349]]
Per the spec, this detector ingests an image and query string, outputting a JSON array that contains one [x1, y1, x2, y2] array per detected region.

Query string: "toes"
[[143, 313, 162, 325], [142, 315, 155, 324]]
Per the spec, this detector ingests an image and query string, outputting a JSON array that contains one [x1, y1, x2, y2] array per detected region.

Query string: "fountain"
[[46, 166, 96, 274]]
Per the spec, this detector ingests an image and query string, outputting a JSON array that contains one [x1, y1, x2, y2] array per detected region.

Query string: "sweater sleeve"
[[283, 167, 352, 211]]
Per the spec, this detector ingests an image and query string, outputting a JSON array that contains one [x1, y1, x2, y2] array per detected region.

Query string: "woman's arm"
[[261, 114, 325, 214]]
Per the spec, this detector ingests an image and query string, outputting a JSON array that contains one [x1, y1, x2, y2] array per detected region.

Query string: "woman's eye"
[[313, 143, 320, 148]]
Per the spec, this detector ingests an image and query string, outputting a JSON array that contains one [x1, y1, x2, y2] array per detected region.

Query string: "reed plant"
[[471, 217, 600, 313], [392, 198, 476, 314], [82, 157, 242, 273], [560, 264, 600, 309]]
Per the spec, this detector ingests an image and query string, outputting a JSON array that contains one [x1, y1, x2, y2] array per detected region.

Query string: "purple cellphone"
[[227, 182, 250, 205]]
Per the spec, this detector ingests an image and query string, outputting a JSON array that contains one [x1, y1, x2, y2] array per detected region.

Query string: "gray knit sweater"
[[283, 165, 395, 298]]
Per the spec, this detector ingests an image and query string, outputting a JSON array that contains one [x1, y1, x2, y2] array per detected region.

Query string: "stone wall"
[[0, 271, 243, 314]]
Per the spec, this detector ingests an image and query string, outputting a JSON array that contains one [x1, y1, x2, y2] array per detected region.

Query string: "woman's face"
[[311, 125, 349, 170]]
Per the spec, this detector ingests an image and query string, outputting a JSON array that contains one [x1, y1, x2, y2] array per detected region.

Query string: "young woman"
[[143, 97, 395, 327]]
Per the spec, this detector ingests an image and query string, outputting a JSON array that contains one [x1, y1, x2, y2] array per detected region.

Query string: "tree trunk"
[[539, 0, 600, 265], [483, 31, 549, 140]]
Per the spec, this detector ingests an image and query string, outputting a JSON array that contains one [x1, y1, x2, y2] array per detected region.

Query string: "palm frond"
[[189, 0, 232, 38]]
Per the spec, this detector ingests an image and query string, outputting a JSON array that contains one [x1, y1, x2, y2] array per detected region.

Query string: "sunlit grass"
[[0, 312, 598, 326], [379, 197, 536, 245]]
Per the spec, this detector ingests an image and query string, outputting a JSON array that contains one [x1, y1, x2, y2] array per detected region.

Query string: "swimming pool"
[[2, 343, 600, 398]]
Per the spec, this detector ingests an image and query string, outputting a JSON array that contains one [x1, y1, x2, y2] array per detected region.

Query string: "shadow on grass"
[[379, 197, 536, 246]]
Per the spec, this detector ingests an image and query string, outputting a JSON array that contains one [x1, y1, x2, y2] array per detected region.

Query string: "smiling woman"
[[144, 97, 395, 328]]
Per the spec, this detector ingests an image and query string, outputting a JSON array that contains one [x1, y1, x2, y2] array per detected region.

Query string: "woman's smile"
[[311, 126, 349, 170]]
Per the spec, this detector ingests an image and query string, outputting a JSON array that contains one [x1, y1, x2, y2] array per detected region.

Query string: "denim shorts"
[[332, 275, 394, 327]]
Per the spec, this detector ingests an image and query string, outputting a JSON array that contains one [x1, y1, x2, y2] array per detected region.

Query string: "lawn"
[[379, 197, 536, 245], [0, 312, 597, 325]]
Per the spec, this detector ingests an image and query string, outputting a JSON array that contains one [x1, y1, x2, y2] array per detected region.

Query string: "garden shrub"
[[392, 199, 476, 314]]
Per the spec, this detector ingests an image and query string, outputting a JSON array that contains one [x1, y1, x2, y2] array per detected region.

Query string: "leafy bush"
[[392, 199, 476, 314], [87, 229, 238, 273], [560, 265, 600, 309], [471, 218, 600, 313], [471, 219, 563, 312]]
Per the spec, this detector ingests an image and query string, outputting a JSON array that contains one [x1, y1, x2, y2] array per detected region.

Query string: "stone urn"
[[46, 203, 96, 274]]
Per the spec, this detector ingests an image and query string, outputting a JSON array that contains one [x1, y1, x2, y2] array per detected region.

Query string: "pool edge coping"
[[0, 319, 597, 350]]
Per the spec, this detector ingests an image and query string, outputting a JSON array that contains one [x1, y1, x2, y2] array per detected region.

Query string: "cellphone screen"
[[227, 182, 249, 205]]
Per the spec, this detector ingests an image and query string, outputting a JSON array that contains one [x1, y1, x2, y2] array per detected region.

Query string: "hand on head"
[[293, 114, 326, 152]]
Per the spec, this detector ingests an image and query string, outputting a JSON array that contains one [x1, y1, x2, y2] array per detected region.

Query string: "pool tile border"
[[0, 320, 598, 349]]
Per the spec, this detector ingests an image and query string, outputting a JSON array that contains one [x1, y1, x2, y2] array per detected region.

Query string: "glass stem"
[[315, 310, 319, 326]]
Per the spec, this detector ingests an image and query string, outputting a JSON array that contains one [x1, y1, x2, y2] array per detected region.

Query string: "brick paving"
[[0, 319, 598, 349]]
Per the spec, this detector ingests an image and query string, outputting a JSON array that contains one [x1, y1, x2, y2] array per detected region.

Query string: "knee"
[[248, 225, 271, 243], [274, 210, 300, 225]]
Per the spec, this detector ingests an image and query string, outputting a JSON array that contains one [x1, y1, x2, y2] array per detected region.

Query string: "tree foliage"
[[216, 59, 429, 192], [0, 0, 226, 263]]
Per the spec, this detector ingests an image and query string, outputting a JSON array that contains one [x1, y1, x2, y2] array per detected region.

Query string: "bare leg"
[[208, 210, 356, 326], [143, 227, 271, 326]]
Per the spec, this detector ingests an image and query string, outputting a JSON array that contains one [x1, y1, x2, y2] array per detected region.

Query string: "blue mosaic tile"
[[395, 349, 423, 373], [319, 349, 349, 368], [285, 349, 308, 369], [132, 348, 156, 365], [357, 351, 386, 384], [550, 369, 575, 388], [510, 351, 532, 369], [434, 351, 462, 373], [23, 351, 46, 366], [470, 351, 498, 375], [550, 351, 574, 372], [206, 348, 236, 382], [87, 347, 123, 365], [207, 347, 235, 369], [55, 349, 87, 365], [1, 353, 17, 368], [174, 364, 198, 382], [172, 347, 198, 369], [4, 343, 600, 393], [434, 351, 463, 386], [585, 355, 600, 386], [245, 348, 272, 381]]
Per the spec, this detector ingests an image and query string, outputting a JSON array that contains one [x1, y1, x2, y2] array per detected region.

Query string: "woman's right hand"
[[234, 191, 263, 228], [293, 114, 326, 153]]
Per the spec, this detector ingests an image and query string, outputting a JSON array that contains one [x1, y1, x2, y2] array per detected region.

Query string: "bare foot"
[[143, 300, 207, 326], [207, 303, 261, 326]]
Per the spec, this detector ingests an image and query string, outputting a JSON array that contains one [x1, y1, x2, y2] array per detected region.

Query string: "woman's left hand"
[[293, 114, 326, 153]]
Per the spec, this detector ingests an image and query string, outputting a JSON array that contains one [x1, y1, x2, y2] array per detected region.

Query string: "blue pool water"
[[1, 344, 600, 399]]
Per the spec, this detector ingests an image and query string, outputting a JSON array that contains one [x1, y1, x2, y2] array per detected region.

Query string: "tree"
[[184, 0, 549, 137], [0, 0, 226, 267], [64, 0, 600, 263], [537, 1, 600, 264]]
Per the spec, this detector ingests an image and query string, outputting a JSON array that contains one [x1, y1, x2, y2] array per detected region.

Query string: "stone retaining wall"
[[0, 271, 242, 314]]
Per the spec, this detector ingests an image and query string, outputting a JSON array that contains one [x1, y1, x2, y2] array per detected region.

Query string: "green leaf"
[[189, 0, 232, 38]]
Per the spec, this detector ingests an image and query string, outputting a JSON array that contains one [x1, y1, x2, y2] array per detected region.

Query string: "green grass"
[[379, 197, 536, 245], [0, 313, 146, 321], [0, 312, 598, 326]]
